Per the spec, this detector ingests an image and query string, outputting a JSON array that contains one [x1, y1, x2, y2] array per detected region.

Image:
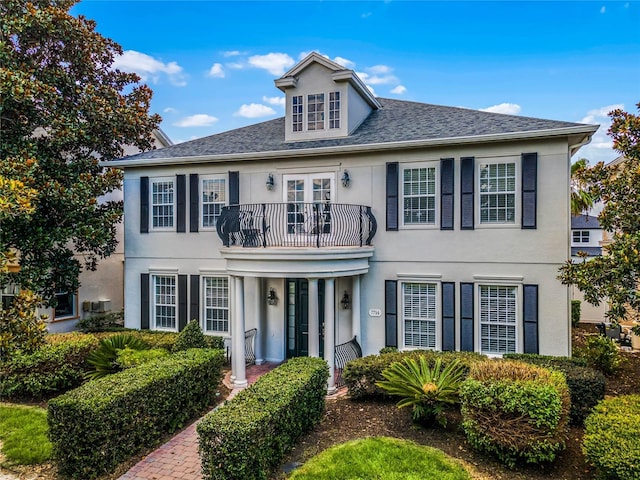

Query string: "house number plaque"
[[368, 308, 382, 317]]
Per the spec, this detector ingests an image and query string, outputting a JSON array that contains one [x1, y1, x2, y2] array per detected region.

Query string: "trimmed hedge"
[[343, 350, 486, 399], [0, 335, 99, 399], [198, 357, 329, 480], [504, 353, 605, 425], [460, 360, 570, 468], [48, 348, 224, 479], [583, 394, 640, 480]]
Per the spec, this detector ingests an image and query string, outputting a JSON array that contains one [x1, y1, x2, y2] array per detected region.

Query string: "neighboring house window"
[[479, 285, 517, 355], [402, 166, 436, 225], [1, 284, 19, 310], [403, 282, 437, 349], [151, 178, 174, 229], [54, 290, 77, 319], [329, 92, 340, 129], [307, 93, 325, 130], [201, 176, 226, 229], [572, 230, 590, 243], [203, 276, 229, 333], [152, 275, 177, 330], [479, 162, 516, 224], [292, 95, 303, 132]]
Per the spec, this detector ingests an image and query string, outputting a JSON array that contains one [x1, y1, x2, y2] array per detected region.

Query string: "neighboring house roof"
[[571, 214, 602, 230], [606, 155, 628, 167], [571, 246, 602, 257], [110, 98, 597, 167]]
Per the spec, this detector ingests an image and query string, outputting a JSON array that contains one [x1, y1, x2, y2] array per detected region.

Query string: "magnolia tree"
[[0, 0, 161, 304], [559, 102, 640, 323]]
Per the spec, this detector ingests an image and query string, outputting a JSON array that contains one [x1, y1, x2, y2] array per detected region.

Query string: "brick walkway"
[[118, 362, 279, 480]]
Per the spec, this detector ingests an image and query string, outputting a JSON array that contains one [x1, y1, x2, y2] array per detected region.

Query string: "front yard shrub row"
[[574, 334, 622, 375], [583, 394, 640, 480], [343, 350, 486, 399], [48, 348, 224, 479], [504, 353, 605, 425], [0, 335, 99, 399], [198, 357, 329, 480], [460, 360, 570, 468]]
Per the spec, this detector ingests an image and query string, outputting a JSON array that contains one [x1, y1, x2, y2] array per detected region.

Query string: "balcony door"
[[283, 173, 334, 240]]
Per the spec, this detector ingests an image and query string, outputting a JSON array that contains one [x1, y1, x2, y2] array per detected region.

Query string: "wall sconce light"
[[267, 287, 278, 306], [341, 170, 351, 188], [341, 291, 351, 310], [266, 173, 275, 191]]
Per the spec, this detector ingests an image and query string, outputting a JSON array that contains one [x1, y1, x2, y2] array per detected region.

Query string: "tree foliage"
[[559, 102, 640, 321], [570, 158, 594, 216], [0, 0, 161, 303]]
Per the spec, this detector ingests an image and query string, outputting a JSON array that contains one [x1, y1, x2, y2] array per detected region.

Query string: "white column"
[[324, 278, 336, 393], [308, 278, 319, 358], [352, 275, 361, 342], [232, 276, 247, 388], [254, 277, 265, 365], [229, 276, 236, 384]]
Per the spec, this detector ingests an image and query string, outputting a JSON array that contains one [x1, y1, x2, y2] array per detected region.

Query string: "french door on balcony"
[[283, 173, 334, 241], [286, 279, 324, 359]]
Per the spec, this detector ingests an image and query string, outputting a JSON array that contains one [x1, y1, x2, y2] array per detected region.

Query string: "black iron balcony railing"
[[216, 203, 377, 248]]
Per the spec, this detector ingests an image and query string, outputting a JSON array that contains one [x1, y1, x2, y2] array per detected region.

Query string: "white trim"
[[399, 280, 441, 351], [200, 174, 227, 231], [148, 267, 180, 274], [397, 273, 442, 281], [201, 275, 230, 335], [476, 159, 519, 227], [400, 161, 439, 229], [473, 274, 524, 283], [474, 283, 522, 355], [149, 177, 175, 232], [150, 273, 178, 332]]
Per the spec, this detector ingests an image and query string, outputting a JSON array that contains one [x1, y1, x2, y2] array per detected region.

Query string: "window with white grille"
[[151, 178, 174, 229], [479, 163, 516, 224], [480, 285, 517, 354], [403, 166, 436, 225], [203, 276, 229, 333], [152, 275, 176, 330], [307, 93, 325, 130], [292, 95, 303, 132], [201, 177, 226, 228], [329, 92, 340, 129], [403, 282, 437, 348], [572, 230, 590, 243]]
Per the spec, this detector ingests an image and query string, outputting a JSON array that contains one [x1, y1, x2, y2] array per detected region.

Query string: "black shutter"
[[460, 157, 474, 230], [386, 162, 399, 231], [190, 275, 200, 322], [442, 282, 455, 351], [178, 274, 188, 331], [522, 153, 538, 229], [385, 280, 398, 347], [229, 171, 240, 206], [176, 174, 186, 233], [460, 282, 474, 351], [440, 158, 454, 230], [140, 176, 149, 233], [140, 273, 149, 329], [523, 284, 539, 354], [190, 174, 199, 233]]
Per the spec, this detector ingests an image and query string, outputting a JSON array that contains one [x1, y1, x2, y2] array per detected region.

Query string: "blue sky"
[[72, 1, 640, 164]]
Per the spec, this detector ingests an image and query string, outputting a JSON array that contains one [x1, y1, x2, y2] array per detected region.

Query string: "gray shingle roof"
[[571, 214, 602, 229], [571, 246, 602, 257], [123, 98, 593, 161]]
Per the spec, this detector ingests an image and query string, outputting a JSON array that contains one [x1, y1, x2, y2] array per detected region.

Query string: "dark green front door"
[[286, 279, 324, 359]]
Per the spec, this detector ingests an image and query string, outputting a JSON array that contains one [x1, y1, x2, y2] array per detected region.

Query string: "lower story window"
[[403, 282, 437, 348], [1, 284, 19, 310], [55, 290, 77, 319], [203, 276, 229, 333], [153, 275, 176, 330], [480, 285, 517, 354]]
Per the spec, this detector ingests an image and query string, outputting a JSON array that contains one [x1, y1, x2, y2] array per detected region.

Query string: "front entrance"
[[286, 279, 324, 358]]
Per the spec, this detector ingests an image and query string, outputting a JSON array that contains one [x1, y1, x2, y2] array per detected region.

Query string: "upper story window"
[[403, 282, 437, 349], [292, 95, 303, 132], [152, 274, 177, 331], [402, 166, 437, 226], [151, 178, 174, 229], [572, 230, 590, 243], [479, 162, 516, 224], [329, 92, 340, 129], [479, 285, 517, 355], [307, 93, 325, 130], [201, 176, 226, 229]]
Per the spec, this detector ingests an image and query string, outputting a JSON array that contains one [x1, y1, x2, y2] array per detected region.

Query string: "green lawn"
[[0, 403, 52, 465], [288, 436, 472, 480]]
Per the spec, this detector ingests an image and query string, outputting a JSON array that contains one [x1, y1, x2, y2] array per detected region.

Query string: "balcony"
[[216, 203, 377, 248]]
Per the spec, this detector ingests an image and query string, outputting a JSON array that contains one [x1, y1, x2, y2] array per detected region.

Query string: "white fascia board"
[[104, 125, 599, 169]]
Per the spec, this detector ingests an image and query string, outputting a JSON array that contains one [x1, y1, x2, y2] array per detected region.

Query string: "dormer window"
[[292, 95, 303, 132], [329, 92, 340, 129], [307, 93, 325, 130]]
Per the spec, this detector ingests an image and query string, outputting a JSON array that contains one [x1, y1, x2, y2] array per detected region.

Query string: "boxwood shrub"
[[343, 350, 486, 400], [0, 334, 99, 399], [583, 394, 640, 480], [48, 348, 224, 479], [198, 357, 329, 480], [460, 360, 570, 468]]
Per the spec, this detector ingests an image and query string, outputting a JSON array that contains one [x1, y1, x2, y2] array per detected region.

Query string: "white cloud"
[[580, 104, 624, 124], [480, 103, 522, 115], [248, 53, 295, 76], [361, 12, 372, 18], [113, 50, 186, 86], [234, 103, 276, 118], [391, 85, 407, 95], [226, 62, 244, 70], [366, 85, 376, 96], [368, 64, 392, 75], [574, 104, 625, 164], [207, 63, 225, 78], [262, 96, 286, 107], [357, 71, 398, 85], [600, 5, 606, 13], [163, 107, 178, 114], [222, 50, 242, 57], [333, 56, 355, 69], [173, 114, 219, 127]]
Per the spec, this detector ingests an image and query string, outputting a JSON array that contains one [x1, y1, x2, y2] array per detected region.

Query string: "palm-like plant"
[[571, 158, 594, 216], [85, 334, 148, 380], [376, 357, 466, 426]]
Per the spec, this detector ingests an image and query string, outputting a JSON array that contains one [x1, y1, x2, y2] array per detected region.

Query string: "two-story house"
[[109, 53, 598, 391]]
